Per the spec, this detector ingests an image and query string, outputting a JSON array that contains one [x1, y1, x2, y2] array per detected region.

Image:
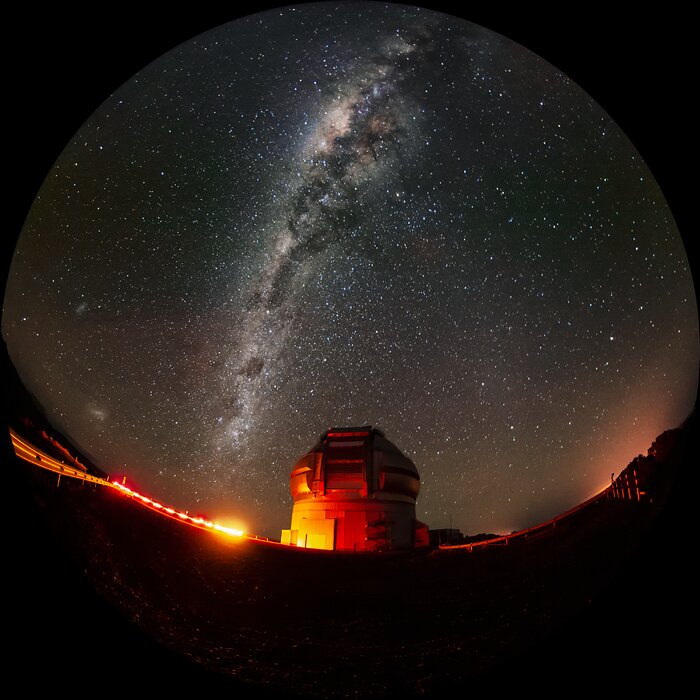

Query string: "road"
[[10, 427, 247, 539]]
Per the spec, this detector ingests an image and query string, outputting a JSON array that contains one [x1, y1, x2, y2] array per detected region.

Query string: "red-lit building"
[[281, 426, 429, 551]]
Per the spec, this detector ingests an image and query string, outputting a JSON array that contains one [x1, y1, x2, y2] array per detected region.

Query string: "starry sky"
[[3, 2, 697, 538]]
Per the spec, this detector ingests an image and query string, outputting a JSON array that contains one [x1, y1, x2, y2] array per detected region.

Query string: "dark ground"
[[6, 413, 695, 699]]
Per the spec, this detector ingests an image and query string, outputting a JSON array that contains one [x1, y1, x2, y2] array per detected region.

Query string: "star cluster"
[[3, 3, 697, 537]]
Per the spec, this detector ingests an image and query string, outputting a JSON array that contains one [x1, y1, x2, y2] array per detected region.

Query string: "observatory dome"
[[281, 426, 429, 551]]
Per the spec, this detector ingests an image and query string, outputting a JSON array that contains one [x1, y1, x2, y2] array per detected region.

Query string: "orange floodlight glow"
[[213, 524, 245, 537], [110, 481, 244, 538]]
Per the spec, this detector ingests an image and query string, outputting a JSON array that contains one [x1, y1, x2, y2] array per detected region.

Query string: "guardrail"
[[10, 428, 112, 487], [438, 485, 621, 552]]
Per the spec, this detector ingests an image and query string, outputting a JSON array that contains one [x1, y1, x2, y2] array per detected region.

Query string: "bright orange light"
[[213, 524, 244, 537]]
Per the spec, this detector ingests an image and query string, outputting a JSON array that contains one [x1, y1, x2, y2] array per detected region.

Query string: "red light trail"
[[110, 481, 244, 536], [10, 428, 245, 540]]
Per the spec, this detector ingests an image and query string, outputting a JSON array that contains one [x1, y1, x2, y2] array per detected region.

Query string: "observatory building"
[[281, 426, 429, 551]]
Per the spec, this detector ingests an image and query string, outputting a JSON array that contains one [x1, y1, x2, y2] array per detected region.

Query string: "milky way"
[[221, 20, 435, 451], [3, 3, 697, 538]]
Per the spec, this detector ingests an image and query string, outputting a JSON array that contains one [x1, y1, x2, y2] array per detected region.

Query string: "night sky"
[[4, 3, 697, 538]]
